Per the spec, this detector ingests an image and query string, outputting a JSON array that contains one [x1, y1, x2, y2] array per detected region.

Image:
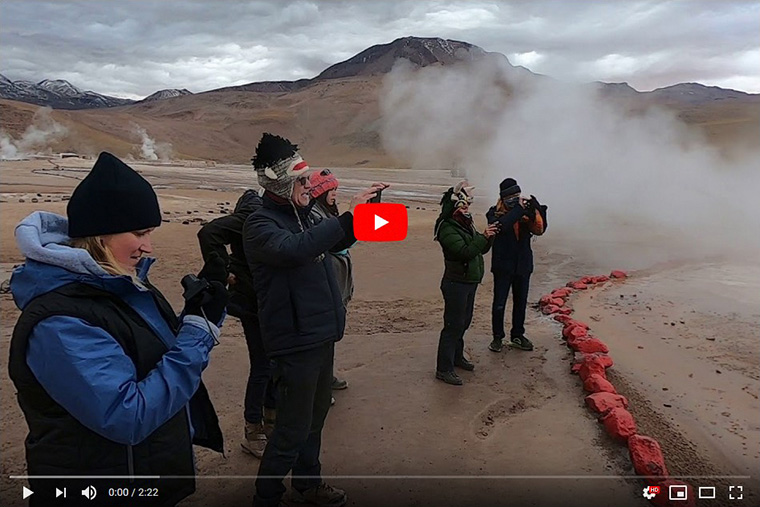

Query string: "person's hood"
[[434, 187, 457, 240], [234, 189, 263, 215], [10, 211, 154, 310]]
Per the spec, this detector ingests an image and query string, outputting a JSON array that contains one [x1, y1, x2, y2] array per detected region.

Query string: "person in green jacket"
[[433, 181, 498, 386]]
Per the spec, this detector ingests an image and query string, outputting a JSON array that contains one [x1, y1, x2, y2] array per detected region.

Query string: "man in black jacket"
[[198, 189, 276, 459], [243, 133, 380, 507], [486, 178, 548, 353]]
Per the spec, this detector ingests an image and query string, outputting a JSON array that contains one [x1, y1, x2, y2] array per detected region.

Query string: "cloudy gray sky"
[[2, 0, 758, 99]]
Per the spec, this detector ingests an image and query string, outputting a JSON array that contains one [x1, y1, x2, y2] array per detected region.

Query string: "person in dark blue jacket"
[[243, 133, 382, 507], [486, 178, 547, 353], [8, 152, 228, 507]]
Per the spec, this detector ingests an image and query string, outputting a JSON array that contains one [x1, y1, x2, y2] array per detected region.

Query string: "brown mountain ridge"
[[1, 36, 758, 166]]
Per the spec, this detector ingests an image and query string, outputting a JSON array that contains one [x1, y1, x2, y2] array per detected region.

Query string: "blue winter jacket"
[[10, 211, 220, 446]]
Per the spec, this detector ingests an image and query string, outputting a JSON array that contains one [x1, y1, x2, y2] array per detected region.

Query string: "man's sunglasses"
[[296, 169, 330, 186]]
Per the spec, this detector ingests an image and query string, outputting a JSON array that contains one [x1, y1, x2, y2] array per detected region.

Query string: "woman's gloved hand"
[[183, 280, 229, 326], [198, 252, 228, 285]]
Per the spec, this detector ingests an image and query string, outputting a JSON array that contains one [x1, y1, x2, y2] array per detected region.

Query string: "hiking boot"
[[331, 376, 348, 390], [435, 370, 464, 386], [291, 482, 347, 506], [488, 338, 503, 352], [454, 358, 475, 371], [241, 421, 267, 459], [263, 407, 276, 438], [509, 335, 534, 351]]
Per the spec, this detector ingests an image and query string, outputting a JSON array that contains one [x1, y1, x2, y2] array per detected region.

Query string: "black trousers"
[[491, 271, 531, 339], [437, 279, 478, 373], [253, 342, 334, 506], [241, 316, 277, 424]]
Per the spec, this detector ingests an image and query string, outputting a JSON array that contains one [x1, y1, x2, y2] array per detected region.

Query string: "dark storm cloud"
[[1, 0, 757, 98]]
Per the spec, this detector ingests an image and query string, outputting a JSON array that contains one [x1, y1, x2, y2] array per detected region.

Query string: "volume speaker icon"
[[81, 485, 97, 500]]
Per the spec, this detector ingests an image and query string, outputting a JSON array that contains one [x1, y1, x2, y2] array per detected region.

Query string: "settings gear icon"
[[643, 486, 657, 500]]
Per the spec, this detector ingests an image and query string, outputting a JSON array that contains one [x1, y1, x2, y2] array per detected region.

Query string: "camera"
[[504, 196, 521, 208], [181, 274, 210, 302]]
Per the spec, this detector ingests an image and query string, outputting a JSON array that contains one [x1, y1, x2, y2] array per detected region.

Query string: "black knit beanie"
[[67, 152, 161, 238], [499, 177, 521, 198]]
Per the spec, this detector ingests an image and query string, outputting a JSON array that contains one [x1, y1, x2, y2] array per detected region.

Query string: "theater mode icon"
[[698, 486, 716, 499]]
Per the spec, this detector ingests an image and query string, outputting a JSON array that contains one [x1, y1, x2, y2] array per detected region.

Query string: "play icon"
[[353, 203, 407, 242], [23, 486, 33, 499]]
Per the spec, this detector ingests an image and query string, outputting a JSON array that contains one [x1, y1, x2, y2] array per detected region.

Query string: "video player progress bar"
[[10, 475, 753, 480]]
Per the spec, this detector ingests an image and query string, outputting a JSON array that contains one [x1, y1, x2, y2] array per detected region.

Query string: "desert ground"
[[1, 158, 758, 507]]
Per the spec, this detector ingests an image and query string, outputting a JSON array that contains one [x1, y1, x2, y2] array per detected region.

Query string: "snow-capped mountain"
[[140, 88, 193, 103], [0, 74, 134, 109]]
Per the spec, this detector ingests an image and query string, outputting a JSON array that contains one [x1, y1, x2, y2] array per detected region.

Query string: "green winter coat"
[[434, 188, 492, 283]]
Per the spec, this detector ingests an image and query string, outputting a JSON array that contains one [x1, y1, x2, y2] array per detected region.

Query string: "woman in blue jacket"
[[9, 152, 228, 507]]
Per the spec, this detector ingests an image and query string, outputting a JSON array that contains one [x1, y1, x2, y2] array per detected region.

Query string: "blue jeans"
[[491, 271, 531, 339]]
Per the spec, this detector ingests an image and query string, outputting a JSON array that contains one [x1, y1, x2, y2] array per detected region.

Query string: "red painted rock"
[[554, 314, 573, 324], [552, 288, 573, 297], [583, 373, 617, 394], [570, 362, 582, 373], [578, 355, 610, 381], [580, 276, 595, 284], [600, 407, 636, 441], [593, 275, 610, 283], [563, 324, 588, 340], [539, 295, 554, 307], [541, 304, 560, 315], [568, 281, 588, 290], [550, 297, 565, 307], [571, 337, 610, 354], [651, 480, 695, 507], [585, 392, 628, 413], [586, 353, 613, 368], [573, 352, 613, 368], [564, 320, 589, 330], [566, 334, 587, 348], [628, 435, 669, 482], [610, 270, 628, 279]]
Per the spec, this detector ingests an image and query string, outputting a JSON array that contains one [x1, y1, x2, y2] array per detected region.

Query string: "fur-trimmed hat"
[[309, 168, 339, 198], [451, 180, 474, 209], [252, 133, 310, 198]]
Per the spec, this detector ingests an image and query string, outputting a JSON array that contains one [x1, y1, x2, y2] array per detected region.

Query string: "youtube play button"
[[354, 203, 407, 241]]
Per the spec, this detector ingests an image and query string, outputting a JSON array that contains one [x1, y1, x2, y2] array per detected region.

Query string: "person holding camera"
[[309, 168, 353, 392], [244, 134, 383, 507], [197, 189, 278, 459], [486, 177, 547, 353], [8, 152, 227, 507], [434, 181, 498, 386]]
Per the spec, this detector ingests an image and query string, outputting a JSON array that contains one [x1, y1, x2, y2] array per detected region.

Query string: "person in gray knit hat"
[[244, 133, 384, 507]]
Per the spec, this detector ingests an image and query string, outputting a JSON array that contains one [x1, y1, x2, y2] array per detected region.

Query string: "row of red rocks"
[[539, 271, 696, 507]]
